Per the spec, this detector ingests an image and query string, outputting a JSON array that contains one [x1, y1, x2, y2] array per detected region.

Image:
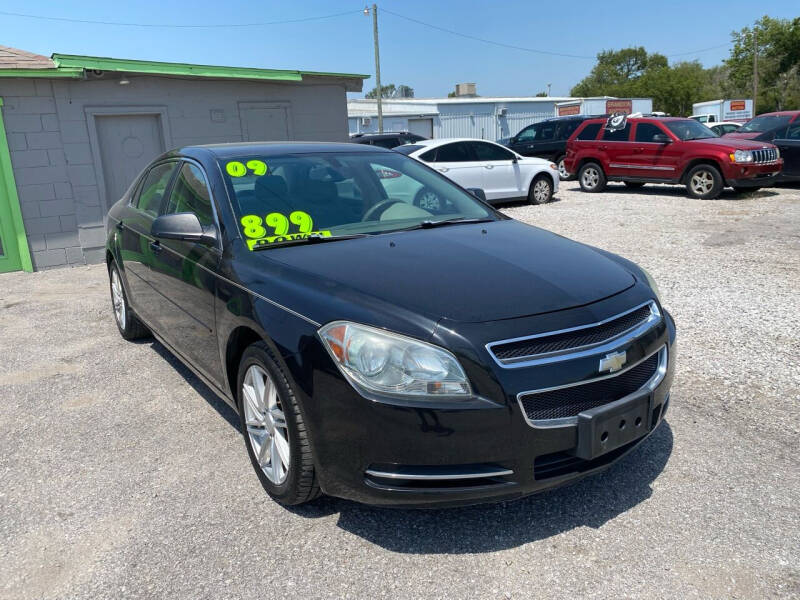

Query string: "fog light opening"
[[619, 419, 626, 430], [635, 416, 642, 427], [600, 431, 609, 443]]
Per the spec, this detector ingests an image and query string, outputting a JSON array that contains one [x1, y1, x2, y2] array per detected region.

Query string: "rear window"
[[393, 144, 424, 155], [576, 123, 601, 140], [602, 123, 631, 142]]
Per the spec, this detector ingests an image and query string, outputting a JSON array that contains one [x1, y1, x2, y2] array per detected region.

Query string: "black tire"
[[624, 181, 646, 189], [237, 341, 321, 506], [555, 155, 571, 181], [685, 164, 724, 199], [528, 174, 554, 205], [733, 186, 761, 193], [578, 162, 607, 193], [108, 262, 149, 340]]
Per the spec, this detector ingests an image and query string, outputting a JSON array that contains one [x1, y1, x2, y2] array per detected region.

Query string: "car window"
[[516, 125, 537, 142], [783, 123, 800, 139], [394, 144, 425, 156], [371, 137, 400, 149], [576, 123, 601, 140], [536, 122, 557, 141], [419, 148, 437, 162], [665, 120, 716, 140], [164, 163, 214, 226], [219, 151, 494, 249], [557, 120, 581, 140], [435, 142, 475, 162], [471, 142, 515, 161], [136, 162, 178, 217], [602, 123, 631, 142], [738, 114, 793, 133], [635, 123, 665, 142]]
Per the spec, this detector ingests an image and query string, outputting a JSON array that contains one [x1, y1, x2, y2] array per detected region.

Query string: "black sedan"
[[105, 142, 676, 507]]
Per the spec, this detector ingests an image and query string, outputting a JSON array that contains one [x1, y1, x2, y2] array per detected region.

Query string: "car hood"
[[688, 136, 773, 149], [518, 156, 552, 167], [720, 131, 764, 141], [260, 220, 635, 324]]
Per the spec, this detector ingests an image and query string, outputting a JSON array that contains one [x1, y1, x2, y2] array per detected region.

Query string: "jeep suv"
[[564, 116, 782, 199], [505, 115, 601, 180]]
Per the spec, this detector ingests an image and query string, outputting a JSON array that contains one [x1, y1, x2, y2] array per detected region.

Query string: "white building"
[[347, 96, 653, 141]]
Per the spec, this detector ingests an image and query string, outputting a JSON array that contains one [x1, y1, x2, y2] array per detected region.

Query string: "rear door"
[[426, 142, 484, 190], [120, 161, 179, 326], [148, 161, 223, 385], [598, 122, 633, 178], [470, 141, 524, 200], [773, 120, 800, 177]]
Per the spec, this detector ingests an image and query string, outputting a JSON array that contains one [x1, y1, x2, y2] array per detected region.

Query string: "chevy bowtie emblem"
[[599, 350, 627, 373]]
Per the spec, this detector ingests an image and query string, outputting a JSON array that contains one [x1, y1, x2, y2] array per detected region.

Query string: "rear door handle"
[[115, 221, 124, 231], [484, 164, 494, 169], [149, 240, 162, 253]]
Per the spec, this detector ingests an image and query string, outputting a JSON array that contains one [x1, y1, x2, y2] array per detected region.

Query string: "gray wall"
[[1, 75, 350, 269]]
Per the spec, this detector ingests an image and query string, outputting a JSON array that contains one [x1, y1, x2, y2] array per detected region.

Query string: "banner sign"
[[558, 104, 581, 116], [605, 99, 633, 114], [604, 113, 628, 132]]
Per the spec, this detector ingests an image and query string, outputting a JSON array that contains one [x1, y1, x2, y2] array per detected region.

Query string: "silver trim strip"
[[517, 344, 668, 428], [486, 301, 660, 369], [365, 468, 514, 480], [608, 163, 675, 171]]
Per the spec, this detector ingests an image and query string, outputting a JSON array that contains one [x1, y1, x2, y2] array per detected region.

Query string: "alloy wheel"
[[418, 190, 442, 212], [533, 179, 551, 203], [111, 269, 126, 330], [242, 364, 291, 485], [582, 167, 600, 189], [690, 170, 714, 195], [557, 159, 569, 180]]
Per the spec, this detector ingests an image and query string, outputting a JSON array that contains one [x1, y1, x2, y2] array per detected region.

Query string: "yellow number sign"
[[226, 160, 268, 177]]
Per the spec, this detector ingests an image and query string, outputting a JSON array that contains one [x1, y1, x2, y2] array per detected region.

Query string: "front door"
[[148, 161, 223, 386], [509, 121, 560, 158], [626, 122, 682, 179], [470, 141, 523, 200], [95, 114, 165, 214], [239, 102, 291, 142]]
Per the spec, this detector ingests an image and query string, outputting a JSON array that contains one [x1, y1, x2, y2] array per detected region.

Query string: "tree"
[[571, 47, 668, 98], [365, 83, 414, 99], [535, 91, 547, 97], [725, 16, 800, 112]]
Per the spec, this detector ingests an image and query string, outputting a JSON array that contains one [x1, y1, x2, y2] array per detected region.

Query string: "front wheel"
[[237, 342, 320, 506], [556, 156, 570, 181], [686, 164, 723, 199], [578, 162, 607, 193], [529, 175, 553, 205]]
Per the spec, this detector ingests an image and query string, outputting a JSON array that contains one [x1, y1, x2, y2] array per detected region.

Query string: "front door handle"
[[484, 164, 494, 169], [437, 167, 449, 173], [149, 240, 162, 253], [599, 145, 608, 150]]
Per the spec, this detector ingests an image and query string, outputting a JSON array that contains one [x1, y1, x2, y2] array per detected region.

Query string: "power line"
[[381, 7, 730, 60], [0, 8, 362, 29]]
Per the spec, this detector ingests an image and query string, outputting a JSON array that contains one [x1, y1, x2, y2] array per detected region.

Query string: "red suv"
[[564, 116, 782, 199]]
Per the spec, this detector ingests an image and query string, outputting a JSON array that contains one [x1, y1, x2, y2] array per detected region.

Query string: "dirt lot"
[[1, 182, 799, 599]]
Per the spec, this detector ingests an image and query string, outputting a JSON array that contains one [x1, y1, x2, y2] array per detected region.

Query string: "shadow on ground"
[[558, 182, 780, 200]]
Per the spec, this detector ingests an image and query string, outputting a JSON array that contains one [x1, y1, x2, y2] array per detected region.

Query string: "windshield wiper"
[[399, 217, 495, 232], [252, 233, 370, 251]]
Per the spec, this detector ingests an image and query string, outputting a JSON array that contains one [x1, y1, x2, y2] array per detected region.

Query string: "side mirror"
[[467, 187, 487, 202], [652, 134, 671, 144], [151, 213, 217, 246]]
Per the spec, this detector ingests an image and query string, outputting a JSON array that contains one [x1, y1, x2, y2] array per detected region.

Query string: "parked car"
[[503, 115, 601, 180], [708, 121, 741, 136], [724, 111, 800, 183], [105, 142, 675, 507], [396, 138, 559, 205], [564, 116, 782, 199], [350, 131, 426, 148]]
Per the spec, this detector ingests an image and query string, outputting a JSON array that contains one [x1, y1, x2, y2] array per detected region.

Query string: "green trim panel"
[[53, 54, 368, 82], [0, 97, 33, 272], [0, 67, 83, 79]]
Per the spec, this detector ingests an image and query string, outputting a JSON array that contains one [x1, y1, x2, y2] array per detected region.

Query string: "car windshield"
[[393, 144, 424, 155], [218, 151, 495, 250], [738, 114, 793, 133], [664, 120, 717, 140]]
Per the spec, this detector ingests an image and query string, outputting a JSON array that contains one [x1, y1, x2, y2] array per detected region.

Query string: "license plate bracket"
[[573, 390, 651, 460]]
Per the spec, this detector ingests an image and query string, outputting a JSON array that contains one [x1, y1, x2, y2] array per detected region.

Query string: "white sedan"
[[393, 138, 559, 207]]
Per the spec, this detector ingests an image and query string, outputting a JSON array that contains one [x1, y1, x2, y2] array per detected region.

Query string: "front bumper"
[[301, 290, 677, 508], [725, 160, 781, 187]]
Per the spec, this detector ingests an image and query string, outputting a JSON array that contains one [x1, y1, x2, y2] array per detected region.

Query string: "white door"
[[470, 141, 524, 200], [408, 118, 433, 138], [428, 142, 483, 190]]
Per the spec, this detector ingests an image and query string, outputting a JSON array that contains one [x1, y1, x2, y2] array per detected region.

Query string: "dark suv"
[[564, 116, 782, 199], [724, 111, 800, 182], [505, 115, 601, 180], [350, 131, 426, 149]]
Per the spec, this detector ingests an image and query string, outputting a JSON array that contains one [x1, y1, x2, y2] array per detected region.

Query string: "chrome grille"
[[487, 301, 659, 367], [752, 148, 778, 164]]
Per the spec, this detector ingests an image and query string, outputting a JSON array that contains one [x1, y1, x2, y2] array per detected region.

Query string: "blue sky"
[[1, 1, 796, 98]]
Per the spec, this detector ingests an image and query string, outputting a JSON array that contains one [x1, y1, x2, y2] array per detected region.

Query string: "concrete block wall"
[[1, 75, 352, 270]]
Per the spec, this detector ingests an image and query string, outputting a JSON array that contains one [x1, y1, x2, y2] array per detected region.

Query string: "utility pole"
[[371, 4, 383, 133], [753, 28, 758, 115], [547, 83, 551, 96]]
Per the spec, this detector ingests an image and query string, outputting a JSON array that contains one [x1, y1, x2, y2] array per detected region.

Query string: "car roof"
[[412, 137, 504, 149], [751, 110, 800, 117], [177, 141, 393, 159]]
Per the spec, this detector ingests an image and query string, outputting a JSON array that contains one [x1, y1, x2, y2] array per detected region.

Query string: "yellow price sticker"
[[226, 159, 268, 177], [241, 211, 320, 250]]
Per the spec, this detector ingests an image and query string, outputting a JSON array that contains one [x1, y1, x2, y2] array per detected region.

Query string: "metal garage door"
[[239, 102, 291, 141], [408, 118, 433, 138], [95, 114, 165, 211]]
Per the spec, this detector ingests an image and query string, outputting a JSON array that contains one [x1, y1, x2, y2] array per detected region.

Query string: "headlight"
[[319, 321, 471, 397], [549, 163, 558, 170], [641, 267, 663, 304], [730, 149, 754, 163]]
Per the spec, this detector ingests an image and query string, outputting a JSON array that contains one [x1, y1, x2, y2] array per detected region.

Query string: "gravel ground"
[[1, 181, 799, 600]]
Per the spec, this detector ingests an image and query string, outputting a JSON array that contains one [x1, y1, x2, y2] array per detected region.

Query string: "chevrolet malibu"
[[105, 142, 676, 507]]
